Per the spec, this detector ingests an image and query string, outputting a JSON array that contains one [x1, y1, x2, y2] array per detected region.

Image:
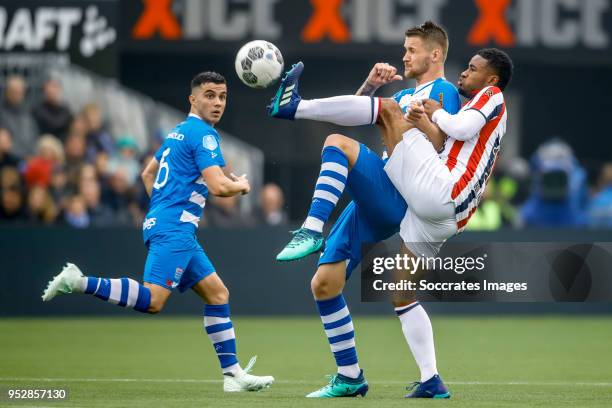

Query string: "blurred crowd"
[[1, 75, 611, 230], [467, 139, 612, 230], [0, 75, 288, 229]]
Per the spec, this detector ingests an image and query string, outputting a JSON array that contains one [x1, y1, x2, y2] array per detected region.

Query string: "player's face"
[[457, 55, 497, 98], [190, 83, 227, 125], [402, 36, 431, 79]]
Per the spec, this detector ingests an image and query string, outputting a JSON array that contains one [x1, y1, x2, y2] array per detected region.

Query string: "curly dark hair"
[[477, 48, 514, 90]]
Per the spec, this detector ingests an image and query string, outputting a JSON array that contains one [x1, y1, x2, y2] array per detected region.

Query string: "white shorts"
[[384, 129, 457, 257]]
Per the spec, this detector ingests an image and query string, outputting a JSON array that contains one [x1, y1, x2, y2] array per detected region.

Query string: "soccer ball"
[[235, 40, 284, 89]]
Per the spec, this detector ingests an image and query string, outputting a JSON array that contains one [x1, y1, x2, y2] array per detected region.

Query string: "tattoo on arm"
[[356, 81, 378, 96]]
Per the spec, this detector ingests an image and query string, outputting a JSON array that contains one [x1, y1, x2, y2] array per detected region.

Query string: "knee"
[[379, 98, 402, 121], [208, 285, 230, 305], [380, 98, 400, 114], [311, 274, 341, 300], [392, 298, 416, 309], [324, 133, 351, 151]]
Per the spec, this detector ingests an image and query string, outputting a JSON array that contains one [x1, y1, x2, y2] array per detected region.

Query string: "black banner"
[[120, 0, 612, 65], [0, 0, 119, 76], [361, 241, 612, 302]]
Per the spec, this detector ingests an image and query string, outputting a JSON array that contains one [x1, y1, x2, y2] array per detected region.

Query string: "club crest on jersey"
[[485, 89, 494, 97], [203, 135, 218, 151]]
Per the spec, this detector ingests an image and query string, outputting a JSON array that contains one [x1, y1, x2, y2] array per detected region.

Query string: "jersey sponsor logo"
[[173, 267, 184, 286], [142, 217, 157, 230], [167, 132, 184, 141], [203, 134, 218, 151]]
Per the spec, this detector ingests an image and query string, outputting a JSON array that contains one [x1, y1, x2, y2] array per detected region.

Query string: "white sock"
[[338, 364, 361, 379], [223, 363, 243, 376], [303, 216, 324, 232], [395, 302, 438, 382], [295, 96, 379, 126], [75, 277, 87, 293]]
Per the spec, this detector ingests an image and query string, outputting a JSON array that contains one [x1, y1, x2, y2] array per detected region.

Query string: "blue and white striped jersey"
[[142, 113, 225, 243], [392, 77, 461, 115]]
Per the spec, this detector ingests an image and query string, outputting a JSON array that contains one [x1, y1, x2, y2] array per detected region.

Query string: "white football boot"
[[223, 356, 275, 392], [41, 263, 85, 301]]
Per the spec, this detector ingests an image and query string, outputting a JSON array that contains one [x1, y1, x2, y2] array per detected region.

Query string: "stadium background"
[[1, 0, 611, 313], [1, 1, 611, 406]]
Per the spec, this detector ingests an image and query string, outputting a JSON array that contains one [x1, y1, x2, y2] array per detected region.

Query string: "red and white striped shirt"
[[437, 86, 507, 232]]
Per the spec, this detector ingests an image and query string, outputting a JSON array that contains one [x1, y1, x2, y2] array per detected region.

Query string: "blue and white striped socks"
[[303, 146, 348, 233], [316, 294, 361, 378], [204, 304, 241, 375], [84, 277, 151, 313]]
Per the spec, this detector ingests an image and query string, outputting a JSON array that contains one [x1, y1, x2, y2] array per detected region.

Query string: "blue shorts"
[[143, 234, 215, 292], [319, 144, 407, 279]]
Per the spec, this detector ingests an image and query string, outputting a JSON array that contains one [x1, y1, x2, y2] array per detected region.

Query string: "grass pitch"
[[1, 316, 611, 407]]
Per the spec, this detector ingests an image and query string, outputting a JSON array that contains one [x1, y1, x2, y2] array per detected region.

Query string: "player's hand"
[[230, 173, 251, 195], [405, 100, 425, 122], [405, 101, 432, 130], [365, 63, 403, 88], [422, 99, 442, 118]]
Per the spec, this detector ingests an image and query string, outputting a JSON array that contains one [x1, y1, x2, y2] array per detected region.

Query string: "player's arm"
[[202, 165, 250, 197], [427, 86, 502, 141], [141, 158, 159, 198], [405, 101, 448, 152], [194, 131, 248, 197], [355, 63, 402, 96], [430, 108, 485, 141]]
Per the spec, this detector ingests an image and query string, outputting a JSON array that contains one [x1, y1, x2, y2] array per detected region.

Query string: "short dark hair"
[[190, 71, 226, 90], [477, 48, 513, 91], [405, 21, 449, 61]]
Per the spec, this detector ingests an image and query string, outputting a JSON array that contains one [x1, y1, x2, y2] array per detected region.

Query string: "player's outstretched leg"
[[193, 274, 274, 392], [276, 135, 359, 262], [41, 263, 152, 313], [267, 61, 379, 126], [306, 263, 369, 398], [267, 62, 303, 119]]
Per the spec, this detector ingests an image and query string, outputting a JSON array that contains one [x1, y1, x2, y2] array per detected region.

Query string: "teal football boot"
[[276, 227, 323, 261], [306, 371, 369, 398]]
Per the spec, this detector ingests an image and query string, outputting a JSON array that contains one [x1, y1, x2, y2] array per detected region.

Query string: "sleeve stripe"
[[370, 97, 375, 124], [467, 107, 488, 122]]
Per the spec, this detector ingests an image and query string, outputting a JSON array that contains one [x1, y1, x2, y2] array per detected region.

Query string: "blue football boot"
[[267, 61, 304, 120], [405, 374, 451, 399]]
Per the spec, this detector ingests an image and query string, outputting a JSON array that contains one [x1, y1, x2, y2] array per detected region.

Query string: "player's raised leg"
[[306, 261, 368, 398], [267, 62, 380, 126], [41, 262, 158, 313], [276, 134, 360, 261], [191, 270, 274, 392]]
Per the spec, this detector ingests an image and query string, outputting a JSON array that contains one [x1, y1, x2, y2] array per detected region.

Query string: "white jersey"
[[439, 86, 507, 232]]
